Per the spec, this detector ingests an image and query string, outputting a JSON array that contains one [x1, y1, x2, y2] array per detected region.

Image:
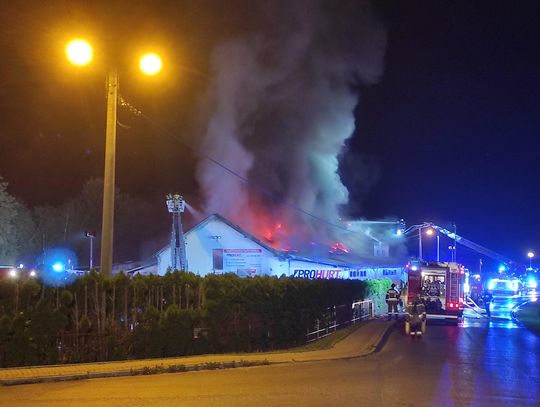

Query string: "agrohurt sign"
[[292, 268, 344, 279]]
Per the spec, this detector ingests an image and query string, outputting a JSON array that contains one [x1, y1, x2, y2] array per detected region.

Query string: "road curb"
[[0, 359, 271, 386]]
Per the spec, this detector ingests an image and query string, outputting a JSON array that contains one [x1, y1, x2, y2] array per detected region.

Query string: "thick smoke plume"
[[197, 1, 388, 255]]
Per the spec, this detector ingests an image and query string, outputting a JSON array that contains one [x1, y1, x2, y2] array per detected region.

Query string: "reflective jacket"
[[385, 288, 400, 302], [406, 302, 426, 323]]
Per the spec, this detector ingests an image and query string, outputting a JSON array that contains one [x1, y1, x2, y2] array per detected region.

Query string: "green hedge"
[[0, 272, 371, 367]]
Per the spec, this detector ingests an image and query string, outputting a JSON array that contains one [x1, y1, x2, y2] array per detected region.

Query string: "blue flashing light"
[[52, 263, 65, 272]]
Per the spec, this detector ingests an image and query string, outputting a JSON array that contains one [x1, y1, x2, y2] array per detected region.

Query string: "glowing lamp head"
[[498, 265, 506, 273], [9, 269, 17, 279], [30, 270, 37, 278], [66, 39, 93, 66], [52, 263, 65, 272], [528, 251, 534, 259], [425, 228, 434, 236], [139, 52, 162, 76]]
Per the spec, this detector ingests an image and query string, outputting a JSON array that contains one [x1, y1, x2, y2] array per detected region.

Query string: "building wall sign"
[[293, 269, 343, 279], [213, 248, 262, 276]]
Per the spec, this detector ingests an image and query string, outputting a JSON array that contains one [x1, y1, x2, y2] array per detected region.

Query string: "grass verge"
[[287, 322, 364, 353]]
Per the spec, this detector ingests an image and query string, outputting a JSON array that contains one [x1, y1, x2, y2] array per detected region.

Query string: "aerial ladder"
[[402, 222, 513, 266]]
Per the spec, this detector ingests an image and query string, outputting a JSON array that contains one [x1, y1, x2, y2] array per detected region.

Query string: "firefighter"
[[406, 293, 426, 336], [385, 283, 400, 320], [482, 290, 493, 318]]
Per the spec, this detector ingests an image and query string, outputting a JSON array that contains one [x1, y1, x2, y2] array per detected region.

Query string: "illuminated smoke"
[[196, 1, 387, 254]]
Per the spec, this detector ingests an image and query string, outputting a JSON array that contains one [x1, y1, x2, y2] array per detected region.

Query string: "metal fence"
[[306, 299, 374, 343]]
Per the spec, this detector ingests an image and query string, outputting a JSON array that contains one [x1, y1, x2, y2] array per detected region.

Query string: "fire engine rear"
[[406, 260, 465, 324]]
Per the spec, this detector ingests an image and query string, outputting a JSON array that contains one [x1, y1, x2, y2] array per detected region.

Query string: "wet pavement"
[[387, 294, 540, 405], [463, 293, 536, 328]]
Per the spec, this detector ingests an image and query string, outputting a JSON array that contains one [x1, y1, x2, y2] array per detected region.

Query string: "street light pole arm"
[[403, 222, 433, 236]]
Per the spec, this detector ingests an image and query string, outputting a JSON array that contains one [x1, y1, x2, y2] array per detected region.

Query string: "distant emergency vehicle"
[[0, 265, 38, 279], [405, 261, 465, 324]]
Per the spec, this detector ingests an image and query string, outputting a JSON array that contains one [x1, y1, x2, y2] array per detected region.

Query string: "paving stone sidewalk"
[[0, 320, 394, 385]]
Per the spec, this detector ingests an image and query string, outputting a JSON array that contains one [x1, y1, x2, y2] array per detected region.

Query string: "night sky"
[[356, 1, 540, 263], [0, 1, 539, 265]]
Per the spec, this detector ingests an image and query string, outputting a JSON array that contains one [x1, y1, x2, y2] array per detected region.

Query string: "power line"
[[136, 109, 356, 234]]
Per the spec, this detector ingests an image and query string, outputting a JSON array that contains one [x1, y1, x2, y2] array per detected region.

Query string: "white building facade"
[[156, 214, 407, 283]]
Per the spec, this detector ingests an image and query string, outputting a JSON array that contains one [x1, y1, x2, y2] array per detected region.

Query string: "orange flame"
[[330, 242, 349, 254]]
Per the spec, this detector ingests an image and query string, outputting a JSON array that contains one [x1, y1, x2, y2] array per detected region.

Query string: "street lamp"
[[448, 245, 456, 262], [527, 251, 534, 269], [422, 228, 440, 261], [65, 39, 93, 66], [402, 222, 434, 260], [85, 230, 96, 270], [66, 38, 163, 277], [139, 53, 163, 76], [425, 230, 441, 262], [418, 226, 432, 260]]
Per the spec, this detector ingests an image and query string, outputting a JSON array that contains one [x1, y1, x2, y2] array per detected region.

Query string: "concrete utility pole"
[[453, 222, 457, 262], [418, 229, 423, 260], [99, 69, 118, 277], [437, 235, 440, 261], [65, 38, 163, 278]]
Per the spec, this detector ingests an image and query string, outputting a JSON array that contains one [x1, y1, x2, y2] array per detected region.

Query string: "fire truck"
[[405, 260, 466, 324]]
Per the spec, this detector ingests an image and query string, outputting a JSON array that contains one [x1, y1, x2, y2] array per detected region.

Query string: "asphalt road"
[[1, 296, 539, 407]]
